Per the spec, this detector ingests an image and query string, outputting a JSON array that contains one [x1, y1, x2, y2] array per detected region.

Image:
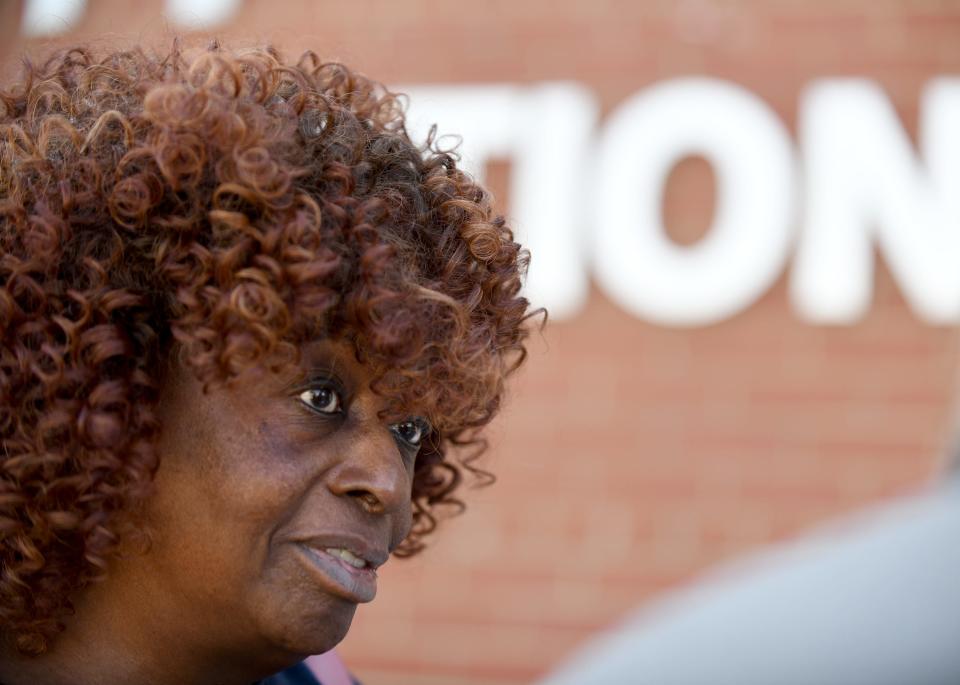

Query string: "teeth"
[[325, 547, 367, 569]]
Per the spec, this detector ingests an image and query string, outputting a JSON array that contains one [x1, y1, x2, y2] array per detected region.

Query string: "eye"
[[390, 418, 430, 448], [298, 386, 342, 414]]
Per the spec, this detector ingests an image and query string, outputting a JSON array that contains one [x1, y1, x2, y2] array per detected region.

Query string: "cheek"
[[148, 404, 315, 580], [211, 425, 315, 533]]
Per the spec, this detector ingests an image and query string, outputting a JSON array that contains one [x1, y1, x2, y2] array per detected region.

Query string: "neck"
[[0, 573, 300, 685]]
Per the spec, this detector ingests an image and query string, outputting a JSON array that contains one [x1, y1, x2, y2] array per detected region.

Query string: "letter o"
[[593, 78, 796, 326]]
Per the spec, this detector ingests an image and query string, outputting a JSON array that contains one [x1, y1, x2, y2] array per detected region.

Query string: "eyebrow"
[[297, 345, 358, 389]]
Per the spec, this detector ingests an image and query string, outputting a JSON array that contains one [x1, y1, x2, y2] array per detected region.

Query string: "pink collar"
[[304, 651, 353, 685]]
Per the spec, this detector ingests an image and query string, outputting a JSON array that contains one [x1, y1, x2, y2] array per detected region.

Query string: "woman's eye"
[[390, 419, 429, 448], [299, 386, 342, 414]]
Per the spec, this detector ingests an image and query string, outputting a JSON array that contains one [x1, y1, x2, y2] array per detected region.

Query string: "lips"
[[293, 534, 389, 603]]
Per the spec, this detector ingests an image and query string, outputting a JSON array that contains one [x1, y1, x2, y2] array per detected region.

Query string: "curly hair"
[[0, 41, 532, 655]]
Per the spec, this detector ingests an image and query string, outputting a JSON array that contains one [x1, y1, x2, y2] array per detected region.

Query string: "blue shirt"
[[258, 662, 320, 684]]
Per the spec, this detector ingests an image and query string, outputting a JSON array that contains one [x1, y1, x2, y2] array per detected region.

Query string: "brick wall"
[[5, 1, 960, 683]]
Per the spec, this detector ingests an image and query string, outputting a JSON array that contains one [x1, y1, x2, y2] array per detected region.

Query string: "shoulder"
[[539, 480, 960, 685]]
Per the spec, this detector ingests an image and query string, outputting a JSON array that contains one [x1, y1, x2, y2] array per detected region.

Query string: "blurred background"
[[3, 1, 960, 683]]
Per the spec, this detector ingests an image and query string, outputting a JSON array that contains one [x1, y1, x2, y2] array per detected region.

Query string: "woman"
[[0, 42, 532, 684]]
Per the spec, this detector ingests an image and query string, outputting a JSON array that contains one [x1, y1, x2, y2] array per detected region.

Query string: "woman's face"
[[103, 339, 419, 668]]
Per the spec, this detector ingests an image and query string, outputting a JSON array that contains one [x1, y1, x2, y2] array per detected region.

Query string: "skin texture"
[[0, 340, 417, 685]]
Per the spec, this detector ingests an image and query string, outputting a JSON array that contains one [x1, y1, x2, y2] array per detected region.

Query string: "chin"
[[263, 596, 359, 657]]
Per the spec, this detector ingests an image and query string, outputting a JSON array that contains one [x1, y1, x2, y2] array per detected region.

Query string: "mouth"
[[324, 546, 374, 569], [294, 538, 387, 604]]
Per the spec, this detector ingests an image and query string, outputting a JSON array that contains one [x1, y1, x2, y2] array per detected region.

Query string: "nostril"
[[348, 489, 382, 513]]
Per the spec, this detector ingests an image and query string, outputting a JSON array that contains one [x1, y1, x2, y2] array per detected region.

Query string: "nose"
[[326, 423, 413, 531]]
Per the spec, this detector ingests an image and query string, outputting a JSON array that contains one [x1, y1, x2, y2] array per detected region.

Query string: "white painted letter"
[[166, 0, 242, 28], [793, 78, 960, 324], [593, 78, 796, 327], [21, 0, 86, 36]]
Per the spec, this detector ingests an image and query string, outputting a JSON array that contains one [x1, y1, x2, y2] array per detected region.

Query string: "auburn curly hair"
[[0, 41, 532, 655]]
